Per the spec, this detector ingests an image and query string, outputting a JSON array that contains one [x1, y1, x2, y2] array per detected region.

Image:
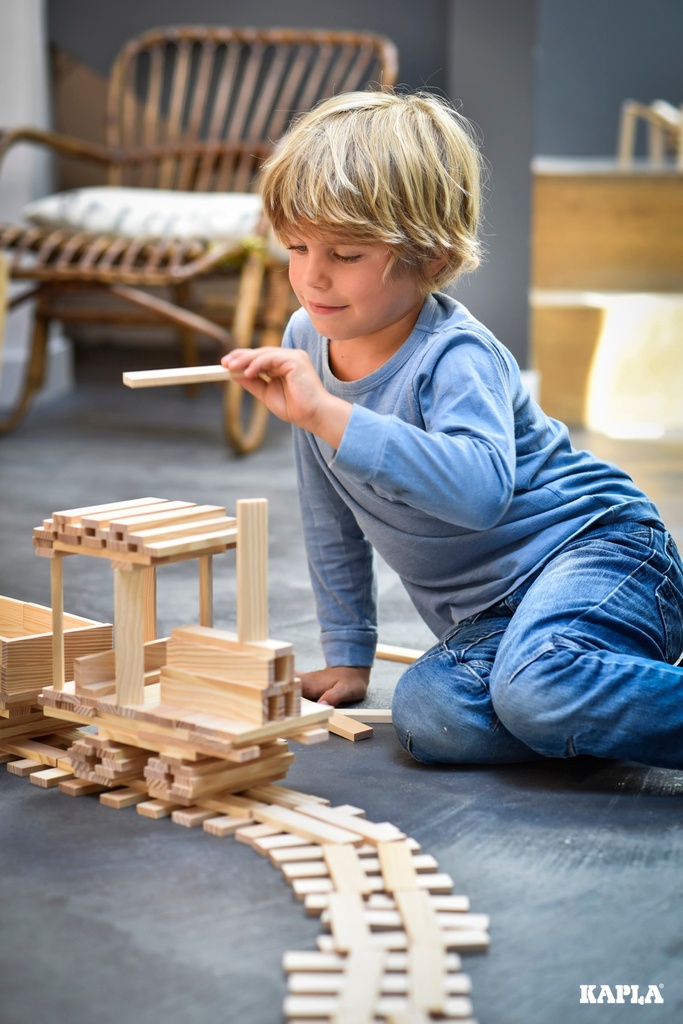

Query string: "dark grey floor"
[[1, 343, 683, 1024]]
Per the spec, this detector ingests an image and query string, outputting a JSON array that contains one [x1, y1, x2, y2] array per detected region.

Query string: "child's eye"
[[286, 245, 307, 255], [333, 252, 362, 263]]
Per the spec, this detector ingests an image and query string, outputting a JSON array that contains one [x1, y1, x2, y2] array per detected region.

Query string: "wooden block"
[[328, 710, 373, 741], [171, 806, 219, 828], [327, 891, 371, 952], [113, 566, 146, 705], [123, 365, 233, 388], [394, 889, 444, 947], [203, 814, 245, 837], [323, 844, 373, 896], [282, 949, 463, 974], [335, 708, 393, 724], [29, 766, 73, 788], [250, 833, 311, 854], [377, 840, 419, 892], [58, 777, 107, 796], [244, 784, 330, 809], [99, 787, 149, 809], [332, 944, 385, 1023], [0, 737, 74, 770], [295, 802, 403, 846], [253, 804, 363, 847], [284, 994, 474, 1019], [137, 798, 179, 819], [6, 757, 44, 776], [285, 967, 471, 997], [236, 499, 268, 643], [51, 497, 167, 527], [290, 726, 329, 744], [375, 643, 425, 664]]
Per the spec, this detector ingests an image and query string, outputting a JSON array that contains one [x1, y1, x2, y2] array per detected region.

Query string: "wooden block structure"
[[2, 494, 490, 1019], [24, 495, 334, 803]]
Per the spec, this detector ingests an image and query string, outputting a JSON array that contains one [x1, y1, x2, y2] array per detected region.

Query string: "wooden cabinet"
[[530, 159, 683, 428]]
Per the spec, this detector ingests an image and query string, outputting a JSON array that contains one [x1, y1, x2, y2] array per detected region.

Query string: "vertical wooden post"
[[237, 498, 268, 643], [50, 553, 65, 690], [113, 565, 145, 705], [198, 554, 213, 627], [142, 565, 157, 642]]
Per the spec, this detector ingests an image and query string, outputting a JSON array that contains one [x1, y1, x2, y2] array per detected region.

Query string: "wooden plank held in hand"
[[122, 365, 271, 388]]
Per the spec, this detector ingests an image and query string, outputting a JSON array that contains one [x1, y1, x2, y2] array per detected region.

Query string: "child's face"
[[285, 230, 425, 347]]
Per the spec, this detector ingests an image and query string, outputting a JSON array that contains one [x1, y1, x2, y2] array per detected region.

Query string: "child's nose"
[[304, 258, 330, 288]]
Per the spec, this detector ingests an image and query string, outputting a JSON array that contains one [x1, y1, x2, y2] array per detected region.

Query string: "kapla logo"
[[579, 984, 664, 1005]]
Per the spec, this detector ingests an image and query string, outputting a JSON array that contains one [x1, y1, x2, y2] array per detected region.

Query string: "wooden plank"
[[136, 798, 179, 819], [113, 565, 146, 705], [323, 843, 372, 896], [294, 802, 404, 845], [327, 892, 370, 952], [203, 814, 245, 837], [6, 758, 44, 777], [50, 554, 65, 690], [334, 945, 385, 1023], [58, 777, 107, 797], [377, 840, 419, 892], [122, 365, 270, 388], [375, 644, 424, 664], [171, 806, 219, 828], [253, 804, 363, 847], [0, 737, 74, 770], [282, 950, 463, 974], [30, 766, 73, 788], [236, 499, 268, 643], [51, 497, 168, 527], [328, 710, 374, 741], [99, 787, 149, 809], [394, 889, 444, 947], [336, 708, 392, 724]]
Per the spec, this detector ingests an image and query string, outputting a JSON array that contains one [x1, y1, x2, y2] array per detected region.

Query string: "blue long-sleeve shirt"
[[284, 292, 660, 667]]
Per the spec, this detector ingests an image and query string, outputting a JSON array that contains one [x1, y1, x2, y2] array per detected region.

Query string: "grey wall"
[[47, 0, 449, 94], [536, 0, 683, 157], [447, 0, 537, 364]]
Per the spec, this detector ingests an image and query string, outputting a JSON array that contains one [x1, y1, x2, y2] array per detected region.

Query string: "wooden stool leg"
[[198, 554, 213, 627]]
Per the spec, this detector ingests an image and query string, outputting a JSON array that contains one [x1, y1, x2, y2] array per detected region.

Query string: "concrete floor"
[[1, 343, 683, 1024]]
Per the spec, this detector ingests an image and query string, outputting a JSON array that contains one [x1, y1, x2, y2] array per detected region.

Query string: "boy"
[[223, 90, 683, 768]]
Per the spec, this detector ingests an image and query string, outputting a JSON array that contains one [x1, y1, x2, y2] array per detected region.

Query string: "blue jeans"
[[392, 520, 683, 768]]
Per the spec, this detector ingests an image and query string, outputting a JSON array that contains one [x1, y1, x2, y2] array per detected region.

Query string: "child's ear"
[[425, 255, 447, 280]]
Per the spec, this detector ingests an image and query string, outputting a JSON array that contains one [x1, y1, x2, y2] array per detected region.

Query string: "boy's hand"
[[221, 347, 351, 448], [299, 665, 371, 707]]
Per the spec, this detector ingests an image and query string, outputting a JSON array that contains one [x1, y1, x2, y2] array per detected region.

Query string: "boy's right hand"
[[299, 665, 370, 707]]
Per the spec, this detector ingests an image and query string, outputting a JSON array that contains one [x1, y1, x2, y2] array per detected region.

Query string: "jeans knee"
[[490, 644, 578, 757], [392, 657, 541, 765], [392, 665, 449, 764]]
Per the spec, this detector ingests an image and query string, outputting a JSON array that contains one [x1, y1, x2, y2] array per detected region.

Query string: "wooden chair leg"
[[224, 250, 269, 455], [174, 281, 201, 397], [0, 291, 51, 434]]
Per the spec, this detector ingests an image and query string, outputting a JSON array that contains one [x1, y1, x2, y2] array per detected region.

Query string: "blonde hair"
[[259, 89, 483, 293]]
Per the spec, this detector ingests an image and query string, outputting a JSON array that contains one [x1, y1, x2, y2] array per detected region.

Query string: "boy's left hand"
[[299, 665, 371, 707]]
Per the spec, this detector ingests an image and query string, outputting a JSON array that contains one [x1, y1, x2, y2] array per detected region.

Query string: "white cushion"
[[22, 186, 264, 244]]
